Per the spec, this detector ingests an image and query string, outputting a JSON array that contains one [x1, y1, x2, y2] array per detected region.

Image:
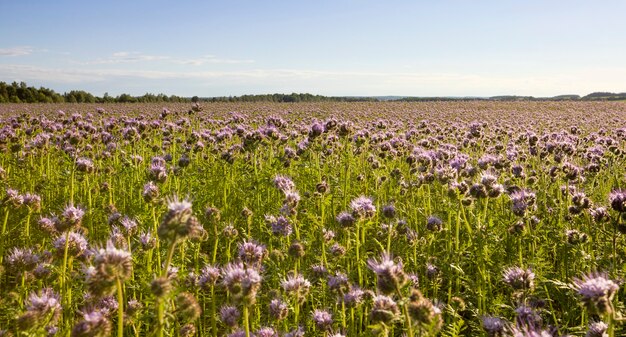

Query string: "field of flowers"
[[0, 101, 625, 337]]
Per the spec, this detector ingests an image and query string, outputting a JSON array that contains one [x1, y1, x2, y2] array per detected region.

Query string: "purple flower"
[[312, 309, 333, 331], [238, 240, 266, 266], [281, 273, 311, 302], [221, 262, 262, 305], [273, 175, 295, 193], [335, 212, 355, 227], [367, 253, 406, 294], [573, 272, 619, 314], [219, 305, 240, 327], [481, 316, 505, 336], [503, 266, 535, 291], [350, 196, 376, 219], [586, 321, 608, 337], [370, 294, 399, 324], [609, 189, 626, 213]]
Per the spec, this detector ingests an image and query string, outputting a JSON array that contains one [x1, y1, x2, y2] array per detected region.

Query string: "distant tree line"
[[205, 93, 378, 103], [2, 81, 625, 103], [0, 82, 191, 104]]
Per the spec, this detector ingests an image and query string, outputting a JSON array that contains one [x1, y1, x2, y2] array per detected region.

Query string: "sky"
[[1, 0, 626, 97]]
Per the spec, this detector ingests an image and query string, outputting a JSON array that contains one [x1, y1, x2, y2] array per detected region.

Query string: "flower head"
[[609, 189, 626, 213], [503, 266, 535, 291], [312, 309, 333, 331], [221, 262, 262, 305], [17, 288, 62, 330], [573, 272, 619, 314], [369, 294, 399, 324], [71, 310, 112, 337], [281, 273, 311, 303], [219, 305, 240, 327], [367, 253, 406, 294], [350, 196, 376, 219]]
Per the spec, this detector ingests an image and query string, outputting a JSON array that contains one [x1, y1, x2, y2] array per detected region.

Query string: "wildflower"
[[273, 175, 295, 193], [142, 181, 159, 202], [175, 292, 201, 323], [481, 316, 505, 337], [158, 196, 206, 243], [255, 327, 278, 337], [58, 204, 85, 231], [426, 215, 443, 232], [382, 204, 396, 218], [329, 243, 346, 256], [350, 196, 376, 219], [93, 241, 132, 281], [283, 191, 301, 208], [322, 228, 335, 242], [86, 240, 133, 295], [125, 299, 143, 320], [53, 231, 89, 258], [149, 160, 168, 182], [179, 324, 196, 337], [609, 190, 626, 213], [75, 157, 95, 173], [507, 325, 553, 337], [288, 241, 305, 258], [5, 247, 39, 274], [515, 305, 542, 329], [312, 309, 333, 331], [221, 262, 262, 305], [119, 216, 138, 235], [281, 273, 311, 303], [4, 188, 23, 207], [269, 298, 289, 321], [138, 231, 156, 250], [469, 183, 488, 199], [238, 240, 267, 266], [369, 294, 399, 324], [71, 310, 112, 337], [150, 276, 172, 298], [220, 305, 240, 327], [503, 267, 535, 291], [590, 207, 610, 223], [266, 215, 292, 237], [223, 224, 239, 239], [510, 190, 536, 217], [226, 330, 246, 337], [17, 288, 62, 331], [198, 264, 221, 291], [324, 271, 348, 294], [311, 264, 328, 279], [573, 272, 619, 314], [408, 289, 442, 331], [22, 193, 41, 212], [367, 253, 406, 294], [336, 211, 355, 227], [343, 286, 365, 307], [566, 229, 588, 245], [316, 180, 329, 194], [586, 321, 608, 337], [38, 217, 58, 235], [205, 206, 221, 222]]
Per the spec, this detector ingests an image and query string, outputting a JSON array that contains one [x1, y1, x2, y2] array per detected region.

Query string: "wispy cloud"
[[81, 52, 170, 65], [173, 55, 255, 65], [79, 52, 254, 65], [0, 46, 34, 57]]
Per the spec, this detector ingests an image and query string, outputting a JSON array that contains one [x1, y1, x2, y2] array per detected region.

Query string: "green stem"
[[243, 305, 251, 337], [116, 277, 125, 337]]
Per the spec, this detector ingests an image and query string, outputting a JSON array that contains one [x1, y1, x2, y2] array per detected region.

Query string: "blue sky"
[[1, 0, 625, 97]]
